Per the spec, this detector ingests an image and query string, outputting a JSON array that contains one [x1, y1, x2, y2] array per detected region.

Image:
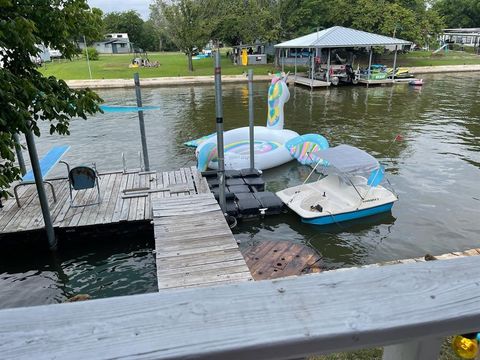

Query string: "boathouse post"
[[392, 45, 398, 81], [294, 52, 297, 81], [24, 127, 57, 249], [133, 73, 150, 172], [214, 51, 226, 213], [327, 48, 331, 84], [13, 133, 26, 176], [367, 47, 373, 87], [248, 69, 255, 170], [310, 51, 314, 90]]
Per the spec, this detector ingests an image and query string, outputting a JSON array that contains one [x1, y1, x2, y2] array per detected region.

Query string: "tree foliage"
[[150, 0, 445, 52], [0, 0, 103, 197], [150, 0, 213, 71], [433, 0, 480, 29]]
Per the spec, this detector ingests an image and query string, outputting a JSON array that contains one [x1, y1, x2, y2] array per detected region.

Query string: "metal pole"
[[368, 48, 373, 82], [282, 49, 285, 72], [248, 69, 255, 170], [392, 45, 398, 81], [214, 51, 226, 213], [327, 48, 331, 84], [133, 73, 150, 171], [24, 128, 56, 249], [13, 133, 26, 175], [310, 52, 314, 89], [83, 35, 92, 80], [294, 52, 297, 81]]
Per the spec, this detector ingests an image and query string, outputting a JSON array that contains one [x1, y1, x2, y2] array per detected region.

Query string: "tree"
[[0, 0, 103, 198], [150, 0, 212, 72], [433, 0, 480, 28]]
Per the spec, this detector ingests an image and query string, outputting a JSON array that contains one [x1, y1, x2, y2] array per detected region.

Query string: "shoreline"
[[66, 64, 480, 89]]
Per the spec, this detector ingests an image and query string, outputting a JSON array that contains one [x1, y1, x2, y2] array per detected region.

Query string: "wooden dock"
[[0, 166, 204, 236], [294, 75, 331, 88], [358, 78, 395, 85], [153, 193, 252, 290]]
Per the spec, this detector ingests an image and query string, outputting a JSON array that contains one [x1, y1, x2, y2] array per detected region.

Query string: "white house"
[[86, 33, 133, 54]]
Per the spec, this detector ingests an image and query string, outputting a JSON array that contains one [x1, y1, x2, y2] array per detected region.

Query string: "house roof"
[[274, 26, 411, 48]]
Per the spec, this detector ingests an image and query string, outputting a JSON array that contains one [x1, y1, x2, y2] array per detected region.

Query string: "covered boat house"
[[274, 26, 411, 89]]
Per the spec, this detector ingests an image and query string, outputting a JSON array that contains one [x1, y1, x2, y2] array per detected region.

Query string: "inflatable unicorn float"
[[185, 72, 329, 171]]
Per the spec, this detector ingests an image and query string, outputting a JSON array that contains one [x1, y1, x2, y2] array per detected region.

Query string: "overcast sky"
[[88, 0, 151, 19]]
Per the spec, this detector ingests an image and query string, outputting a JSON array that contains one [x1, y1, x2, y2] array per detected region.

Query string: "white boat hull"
[[276, 174, 397, 225]]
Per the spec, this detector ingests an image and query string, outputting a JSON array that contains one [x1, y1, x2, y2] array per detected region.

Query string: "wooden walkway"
[[0, 166, 206, 235], [294, 75, 331, 88], [153, 193, 252, 290]]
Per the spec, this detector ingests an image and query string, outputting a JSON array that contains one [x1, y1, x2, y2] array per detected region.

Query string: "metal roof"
[[274, 26, 411, 48]]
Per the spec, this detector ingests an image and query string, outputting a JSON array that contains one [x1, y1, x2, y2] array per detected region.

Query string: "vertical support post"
[[134, 73, 150, 172], [13, 133, 26, 176], [294, 51, 297, 81], [310, 52, 314, 89], [282, 49, 285, 72], [83, 35, 92, 80], [24, 128, 56, 250], [392, 45, 398, 81], [214, 51, 226, 214], [367, 47, 373, 87], [327, 48, 331, 84], [382, 337, 442, 360], [248, 69, 255, 170]]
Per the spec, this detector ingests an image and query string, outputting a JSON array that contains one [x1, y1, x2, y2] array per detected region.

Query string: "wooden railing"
[[1, 256, 480, 360]]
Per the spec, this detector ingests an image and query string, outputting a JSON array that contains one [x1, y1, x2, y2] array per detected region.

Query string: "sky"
[[88, 0, 151, 19]]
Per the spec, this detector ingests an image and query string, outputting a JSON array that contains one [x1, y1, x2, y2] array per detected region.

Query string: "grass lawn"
[[39, 50, 480, 81], [39, 52, 278, 80], [379, 50, 480, 67]]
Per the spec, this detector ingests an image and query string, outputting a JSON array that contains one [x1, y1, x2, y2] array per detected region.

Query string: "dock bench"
[[13, 145, 70, 207]]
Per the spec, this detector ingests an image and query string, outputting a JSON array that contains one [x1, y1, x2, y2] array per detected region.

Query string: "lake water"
[[1, 72, 479, 308]]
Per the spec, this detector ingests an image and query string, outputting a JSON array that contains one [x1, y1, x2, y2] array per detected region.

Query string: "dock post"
[[214, 51, 226, 213], [310, 52, 314, 90], [134, 73, 150, 172], [327, 48, 331, 84], [248, 69, 255, 170], [392, 45, 398, 81], [24, 128, 57, 249], [13, 133, 26, 176], [367, 47, 373, 86]]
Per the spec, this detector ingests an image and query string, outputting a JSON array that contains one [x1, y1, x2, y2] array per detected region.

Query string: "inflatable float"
[[185, 73, 329, 171]]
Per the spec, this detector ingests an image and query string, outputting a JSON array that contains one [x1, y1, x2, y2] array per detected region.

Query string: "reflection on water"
[[1, 72, 479, 308]]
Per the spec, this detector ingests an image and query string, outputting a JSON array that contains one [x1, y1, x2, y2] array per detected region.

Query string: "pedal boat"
[[276, 145, 398, 225]]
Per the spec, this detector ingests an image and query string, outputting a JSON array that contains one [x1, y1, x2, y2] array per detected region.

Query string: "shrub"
[[83, 47, 99, 61]]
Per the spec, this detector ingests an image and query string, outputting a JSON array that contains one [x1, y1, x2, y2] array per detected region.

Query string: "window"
[[117, 35, 122, 38], [120, 43, 126, 48]]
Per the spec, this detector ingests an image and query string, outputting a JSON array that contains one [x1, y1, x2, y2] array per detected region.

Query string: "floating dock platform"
[[153, 193, 252, 289], [0, 166, 207, 238], [358, 78, 395, 85], [293, 75, 331, 89]]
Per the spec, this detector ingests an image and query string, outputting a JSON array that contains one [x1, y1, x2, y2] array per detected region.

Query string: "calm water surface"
[[1, 72, 479, 308]]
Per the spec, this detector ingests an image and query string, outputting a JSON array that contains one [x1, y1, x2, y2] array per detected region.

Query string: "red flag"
[[394, 134, 403, 142]]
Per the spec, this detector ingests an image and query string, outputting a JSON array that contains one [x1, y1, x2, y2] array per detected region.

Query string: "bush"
[[83, 47, 99, 61]]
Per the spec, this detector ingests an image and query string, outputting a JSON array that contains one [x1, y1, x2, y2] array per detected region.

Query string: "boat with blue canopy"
[[276, 145, 398, 225]]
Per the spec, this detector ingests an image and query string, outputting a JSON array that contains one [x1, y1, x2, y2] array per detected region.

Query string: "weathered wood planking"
[[0, 167, 205, 236], [1, 256, 480, 360], [153, 192, 252, 290]]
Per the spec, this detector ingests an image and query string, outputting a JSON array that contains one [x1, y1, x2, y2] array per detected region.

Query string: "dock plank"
[[153, 192, 251, 290], [0, 168, 213, 240]]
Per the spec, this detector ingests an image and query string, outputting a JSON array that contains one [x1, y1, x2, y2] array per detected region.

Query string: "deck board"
[[0, 167, 203, 235], [153, 193, 252, 290]]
